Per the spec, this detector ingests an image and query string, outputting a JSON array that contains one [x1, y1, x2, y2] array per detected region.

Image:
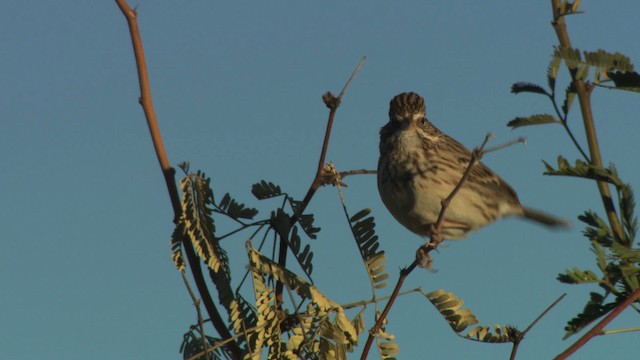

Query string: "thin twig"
[[185, 323, 268, 360], [546, 91, 591, 162], [360, 133, 494, 360], [274, 58, 366, 307], [181, 272, 210, 359], [114, 1, 241, 357], [483, 136, 525, 154], [340, 169, 377, 178], [555, 287, 640, 359], [337, 56, 367, 101], [509, 293, 566, 360], [341, 288, 422, 310]]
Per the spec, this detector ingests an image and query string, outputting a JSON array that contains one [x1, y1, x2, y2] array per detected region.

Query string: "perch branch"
[[360, 133, 494, 360]]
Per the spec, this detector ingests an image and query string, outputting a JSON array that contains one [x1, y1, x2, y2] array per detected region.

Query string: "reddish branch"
[[114, 1, 241, 358], [274, 58, 366, 306], [555, 288, 640, 359]]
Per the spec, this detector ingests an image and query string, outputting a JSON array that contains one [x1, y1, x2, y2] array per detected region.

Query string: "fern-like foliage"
[[562, 292, 617, 339], [547, 55, 561, 91], [270, 208, 314, 277], [545, 156, 640, 337], [247, 243, 359, 358], [607, 71, 640, 93], [180, 324, 235, 360], [252, 180, 318, 278], [557, 267, 600, 284], [424, 290, 519, 343], [348, 209, 388, 290], [510, 82, 550, 96], [170, 224, 186, 271], [244, 288, 281, 360], [543, 156, 623, 186], [216, 193, 258, 221], [251, 180, 283, 200], [176, 164, 257, 353], [562, 82, 577, 115], [178, 168, 227, 273], [507, 114, 559, 129]]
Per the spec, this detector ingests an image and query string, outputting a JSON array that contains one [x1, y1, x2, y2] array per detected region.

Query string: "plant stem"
[[114, 2, 241, 357], [550, 0, 624, 242]]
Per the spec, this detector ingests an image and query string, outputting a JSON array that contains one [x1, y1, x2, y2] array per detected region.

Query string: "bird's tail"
[[522, 207, 570, 229]]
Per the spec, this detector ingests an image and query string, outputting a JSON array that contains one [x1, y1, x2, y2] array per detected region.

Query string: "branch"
[[509, 293, 566, 360], [360, 133, 494, 360], [550, 0, 625, 243], [274, 57, 367, 306], [114, 2, 241, 358], [555, 288, 640, 359]]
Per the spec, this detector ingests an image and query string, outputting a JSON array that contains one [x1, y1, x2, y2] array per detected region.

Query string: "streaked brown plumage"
[[377, 92, 567, 239]]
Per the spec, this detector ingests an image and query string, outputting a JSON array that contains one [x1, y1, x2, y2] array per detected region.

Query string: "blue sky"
[[2, 1, 639, 359]]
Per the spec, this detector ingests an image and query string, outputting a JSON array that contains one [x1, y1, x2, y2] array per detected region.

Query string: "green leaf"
[[510, 82, 550, 96], [557, 267, 600, 284], [247, 245, 358, 345], [547, 55, 561, 90], [270, 208, 291, 239], [217, 193, 258, 220], [618, 183, 638, 243], [583, 49, 634, 73], [299, 213, 321, 239], [170, 225, 185, 272], [578, 211, 613, 247], [607, 71, 640, 92], [251, 180, 282, 200], [562, 82, 577, 115], [554, 46, 582, 68], [564, 292, 616, 339], [507, 114, 559, 129], [348, 209, 388, 290], [543, 156, 624, 186]]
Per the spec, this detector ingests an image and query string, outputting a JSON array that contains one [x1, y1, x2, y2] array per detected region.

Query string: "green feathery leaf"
[[247, 244, 358, 349], [618, 183, 638, 243], [347, 208, 389, 290], [554, 46, 582, 68], [564, 292, 617, 339], [252, 180, 283, 200], [507, 114, 559, 129], [543, 156, 624, 186], [579, 211, 613, 247], [425, 289, 517, 343], [583, 49, 634, 73], [547, 55, 561, 90], [298, 213, 321, 239], [217, 193, 258, 220], [562, 82, 577, 115], [607, 71, 640, 93], [557, 267, 600, 284], [170, 225, 186, 272], [510, 82, 550, 96]]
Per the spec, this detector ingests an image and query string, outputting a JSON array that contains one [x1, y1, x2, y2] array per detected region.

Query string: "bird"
[[377, 91, 568, 240]]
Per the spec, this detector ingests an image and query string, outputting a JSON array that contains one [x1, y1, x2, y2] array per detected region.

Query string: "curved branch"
[[114, 1, 241, 358]]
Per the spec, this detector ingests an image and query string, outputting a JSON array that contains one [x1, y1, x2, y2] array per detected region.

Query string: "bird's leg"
[[416, 224, 443, 269]]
